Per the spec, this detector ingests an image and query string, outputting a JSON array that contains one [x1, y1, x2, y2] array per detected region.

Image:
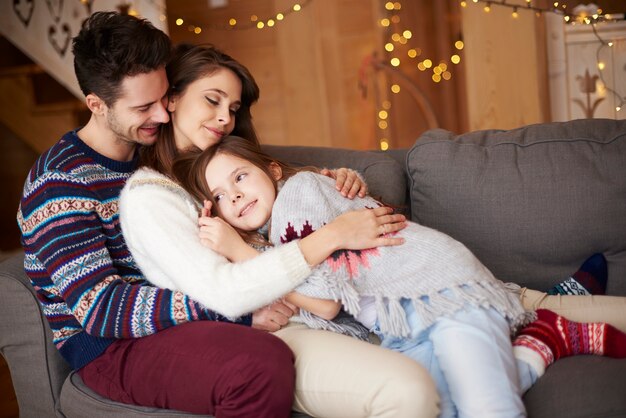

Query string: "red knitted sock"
[[513, 309, 626, 376]]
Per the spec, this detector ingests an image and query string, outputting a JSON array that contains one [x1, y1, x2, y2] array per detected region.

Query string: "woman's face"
[[205, 153, 282, 232], [168, 68, 243, 152]]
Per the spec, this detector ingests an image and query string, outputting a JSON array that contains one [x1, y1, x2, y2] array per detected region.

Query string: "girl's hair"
[[140, 43, 260, 177], [172, 135, 316, 244]]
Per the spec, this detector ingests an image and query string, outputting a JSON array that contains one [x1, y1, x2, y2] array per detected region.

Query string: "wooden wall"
[[169, 0, 383, 150], [461, 0, 550, 129]]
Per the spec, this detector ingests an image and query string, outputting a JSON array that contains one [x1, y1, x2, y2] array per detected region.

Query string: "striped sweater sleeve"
[[18, 168, 247, 341]]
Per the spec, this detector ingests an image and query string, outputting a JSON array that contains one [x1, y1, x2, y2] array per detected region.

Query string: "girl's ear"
[[85, 93, 106, 116], [269, 162, 283, 181]]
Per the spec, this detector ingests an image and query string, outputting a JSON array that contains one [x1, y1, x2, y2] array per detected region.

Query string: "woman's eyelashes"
[[205, 96, 219, 106], [205, 96, 240, 115]]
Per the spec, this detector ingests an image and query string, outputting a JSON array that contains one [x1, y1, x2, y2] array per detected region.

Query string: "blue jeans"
[[378, 298, 536, 418]]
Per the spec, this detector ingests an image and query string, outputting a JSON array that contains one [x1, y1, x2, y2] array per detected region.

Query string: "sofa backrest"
[[263, 144, 409, 212], [406, 118, 626, 295]]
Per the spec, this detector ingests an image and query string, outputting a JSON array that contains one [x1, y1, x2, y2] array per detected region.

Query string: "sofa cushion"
[[523, 356, 626, 418], [406, 119, 626, 295]]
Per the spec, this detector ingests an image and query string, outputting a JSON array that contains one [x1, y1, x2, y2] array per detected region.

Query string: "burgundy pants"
[[79, 321, 295, 418]]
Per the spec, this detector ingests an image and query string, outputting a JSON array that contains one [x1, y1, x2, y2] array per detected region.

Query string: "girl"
[[175, 135, 626, 418]]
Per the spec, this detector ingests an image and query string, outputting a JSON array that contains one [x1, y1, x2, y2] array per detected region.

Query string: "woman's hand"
[[298, 206, 406, 267], [320, 167, 367, 199], [198, 201, 257, 262], [329, 206, 406, 250]]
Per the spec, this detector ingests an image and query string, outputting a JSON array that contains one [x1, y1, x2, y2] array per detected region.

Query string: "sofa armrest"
[[0, 253, 71, 418]]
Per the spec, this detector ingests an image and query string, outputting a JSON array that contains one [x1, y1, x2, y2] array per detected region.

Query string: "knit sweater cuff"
[[279, 241, 313, 286]]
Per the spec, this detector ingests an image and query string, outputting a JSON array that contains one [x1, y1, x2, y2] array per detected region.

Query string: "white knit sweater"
[[270, 172, 529, 337], [119, 167, 312, 319]]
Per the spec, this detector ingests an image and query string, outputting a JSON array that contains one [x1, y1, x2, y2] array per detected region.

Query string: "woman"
[[120, 43, 439, 417]]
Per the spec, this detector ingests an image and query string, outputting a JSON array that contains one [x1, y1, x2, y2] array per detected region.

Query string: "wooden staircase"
[[0, 36, 88, 154]]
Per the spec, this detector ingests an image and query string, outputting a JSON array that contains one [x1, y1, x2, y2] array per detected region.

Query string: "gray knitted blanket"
[[269, 172, 530, 338]]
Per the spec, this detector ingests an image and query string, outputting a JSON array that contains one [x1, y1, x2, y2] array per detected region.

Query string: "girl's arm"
[[284, 292, 342, 320]]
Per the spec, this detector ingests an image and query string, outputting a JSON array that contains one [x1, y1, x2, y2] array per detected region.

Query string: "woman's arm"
[[284, 292, 342, 320], [119, 171, 311, 318]]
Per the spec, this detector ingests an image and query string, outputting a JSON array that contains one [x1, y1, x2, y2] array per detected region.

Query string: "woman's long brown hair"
[[140, 43, 261, 178]]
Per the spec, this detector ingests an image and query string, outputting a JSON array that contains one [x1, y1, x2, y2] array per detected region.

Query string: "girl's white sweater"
[[119, 167, 311, 319]]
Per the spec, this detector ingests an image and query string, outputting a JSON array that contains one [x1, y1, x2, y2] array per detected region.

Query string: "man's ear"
[[167, 94, 177, 112], [269, 162, 283, 180], [85, 93, 106, 116]]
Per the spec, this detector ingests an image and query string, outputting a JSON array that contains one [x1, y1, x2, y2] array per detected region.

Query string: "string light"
[[377, 0, 464, 149], [465, 0, 623, 24], [589, 23, 625, 113], [170, 0, 312, 33]]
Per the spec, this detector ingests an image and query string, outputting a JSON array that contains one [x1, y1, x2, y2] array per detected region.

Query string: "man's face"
[[105, 68, 169, 146]]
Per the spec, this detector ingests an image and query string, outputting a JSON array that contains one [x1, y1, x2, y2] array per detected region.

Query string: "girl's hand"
[[198, 200, 255, 262], [320, 167, 367, 199]]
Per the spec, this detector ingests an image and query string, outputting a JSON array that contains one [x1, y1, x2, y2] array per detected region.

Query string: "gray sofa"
[[1, 118, 625, 417]]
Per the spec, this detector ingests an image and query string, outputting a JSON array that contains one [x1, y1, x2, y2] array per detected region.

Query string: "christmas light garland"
[[168, 0, 313, 34]]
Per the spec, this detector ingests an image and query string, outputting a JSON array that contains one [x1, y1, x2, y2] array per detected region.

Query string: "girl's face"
[[168, 68, 243, 152], [205, 153, 282, 231]]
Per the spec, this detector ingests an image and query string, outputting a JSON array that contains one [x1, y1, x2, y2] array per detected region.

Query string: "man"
[[17, 11, 295, 417]]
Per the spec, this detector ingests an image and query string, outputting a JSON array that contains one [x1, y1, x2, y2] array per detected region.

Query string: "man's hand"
[[251, 300, 299, 332]]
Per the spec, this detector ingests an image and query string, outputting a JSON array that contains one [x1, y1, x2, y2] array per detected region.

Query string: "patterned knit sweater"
[[270, 172, 530, 338], [17, 131, 247, 370]]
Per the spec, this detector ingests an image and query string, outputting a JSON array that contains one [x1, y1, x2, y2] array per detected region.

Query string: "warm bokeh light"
[[385, 43, 394, 52], [390, 57, 400, 67], [451, 54, 461, 64], [391, 84, 401, 93], [380, 140, 389, 151], [175, 18, 183, 26], [379, 110, 388, 119], [293, 4, 301, 11]]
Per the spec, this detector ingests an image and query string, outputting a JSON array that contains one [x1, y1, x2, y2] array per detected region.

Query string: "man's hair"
[[72, 11, 171, 106]]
